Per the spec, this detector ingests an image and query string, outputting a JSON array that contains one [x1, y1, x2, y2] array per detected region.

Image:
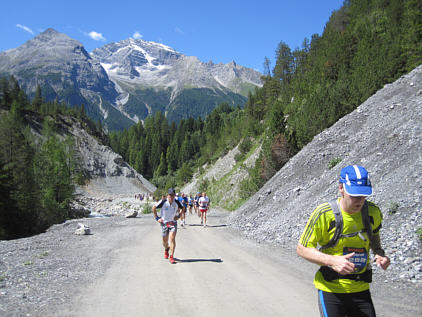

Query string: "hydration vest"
[[318, 200, 376, 283], [319, 200, 374, 251]]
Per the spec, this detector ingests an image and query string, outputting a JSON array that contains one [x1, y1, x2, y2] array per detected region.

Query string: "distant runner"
[[182, 193, 188, 225], [176, 192, 186, 227], [152, 188, 184, 264], [198, 192, 210, 227], [188, 195, 194, 215], [194, 192, 200, 216]]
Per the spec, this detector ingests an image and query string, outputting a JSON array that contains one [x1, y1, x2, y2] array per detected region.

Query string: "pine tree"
[[32, 84, 43, 111], [273, 41, 294, 83], [155, 152, 167, 177], [166, 138, 179, 173]]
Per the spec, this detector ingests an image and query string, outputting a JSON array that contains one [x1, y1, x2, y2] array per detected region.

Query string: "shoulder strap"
[[319, 200, 343, 250], [319, 200, 374, 251], [361, 201, 373, 241]]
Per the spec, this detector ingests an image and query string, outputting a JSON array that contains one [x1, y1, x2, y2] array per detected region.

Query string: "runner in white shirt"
[[198, 192, 210, 227], [152, 188, 184, 264]]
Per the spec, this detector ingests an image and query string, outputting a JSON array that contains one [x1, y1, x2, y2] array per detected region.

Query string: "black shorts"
[[318, 290, 375, 317]]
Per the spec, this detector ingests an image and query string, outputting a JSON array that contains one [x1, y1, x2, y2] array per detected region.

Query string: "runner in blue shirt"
[[176, 193, 186, 227], [188, 194, 194, 215]]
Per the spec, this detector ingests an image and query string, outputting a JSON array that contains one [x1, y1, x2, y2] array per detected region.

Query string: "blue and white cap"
[[339, 165, 372, 197]]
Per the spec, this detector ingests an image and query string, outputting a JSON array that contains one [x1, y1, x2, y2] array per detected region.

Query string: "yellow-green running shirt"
[[299, 198, 383, 293]]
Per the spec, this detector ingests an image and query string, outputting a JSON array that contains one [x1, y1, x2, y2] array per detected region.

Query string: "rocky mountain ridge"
[[0, 29, 132, 131], [91, 38, 261, 97], [0, 29, 262, 130]]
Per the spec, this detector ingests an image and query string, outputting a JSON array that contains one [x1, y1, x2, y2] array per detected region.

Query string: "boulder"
[[125, 211, 138, 218], [74, 223, 91, 235]]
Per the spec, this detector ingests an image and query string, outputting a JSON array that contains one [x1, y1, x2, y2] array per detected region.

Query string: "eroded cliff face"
[[67, 119, 156, 197]]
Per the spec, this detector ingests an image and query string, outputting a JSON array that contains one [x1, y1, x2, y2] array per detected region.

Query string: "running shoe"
[[169, 256, 176, 264], [164, 249, 169, 259]]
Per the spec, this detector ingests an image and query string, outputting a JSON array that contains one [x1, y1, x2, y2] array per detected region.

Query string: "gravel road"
[[0, 207, 420, 316]]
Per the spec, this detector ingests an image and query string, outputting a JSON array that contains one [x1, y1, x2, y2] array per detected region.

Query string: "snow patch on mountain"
[[91, 38, 262, 96], [98, 97, 108, 120]]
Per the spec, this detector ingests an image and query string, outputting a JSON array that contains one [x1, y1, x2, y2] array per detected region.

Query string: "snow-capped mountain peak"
[[1, 28, 262, 129]]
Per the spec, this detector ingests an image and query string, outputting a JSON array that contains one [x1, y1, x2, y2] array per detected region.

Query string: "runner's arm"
[[152, 201, 163, 223], [370, 234, 390, 269], [296, 243, 356, 275], [174, 200, 183, 220], [152, 205, 161, 222]]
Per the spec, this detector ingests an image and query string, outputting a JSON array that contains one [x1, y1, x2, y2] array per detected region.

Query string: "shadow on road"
[[187, 224, 228, 228], [175, 258, 223, 263]]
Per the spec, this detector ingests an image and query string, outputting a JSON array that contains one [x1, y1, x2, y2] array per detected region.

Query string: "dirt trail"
[[56, 210, 318, 316]]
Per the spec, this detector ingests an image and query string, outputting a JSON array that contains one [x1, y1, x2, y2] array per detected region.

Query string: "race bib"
[[343, 247, 368, 273]]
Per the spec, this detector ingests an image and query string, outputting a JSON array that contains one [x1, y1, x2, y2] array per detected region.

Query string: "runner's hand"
[[330, 252, 355, 275], [375, 255, 390, 270]]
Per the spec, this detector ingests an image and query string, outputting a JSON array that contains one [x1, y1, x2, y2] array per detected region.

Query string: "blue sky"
[[1, 0, 344, 72]]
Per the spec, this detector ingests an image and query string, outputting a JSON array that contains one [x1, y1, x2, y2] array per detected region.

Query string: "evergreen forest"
[[108, 0, 422, 198], [0, 78, 106, 239]]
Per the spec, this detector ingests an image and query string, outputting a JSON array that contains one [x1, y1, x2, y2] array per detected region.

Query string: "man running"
[[181, 193, 188, 225], [194, 192, 201, 217], [198, 192, 210, 227], [297, 165, 390, 316], [175, 192, 185, 227], [188, 194, 194, 215], [152, 188, 184, 264]]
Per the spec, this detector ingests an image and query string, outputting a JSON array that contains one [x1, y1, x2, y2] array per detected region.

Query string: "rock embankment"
[[182, 142, 261, 210], [70, 119, 156, 196], [229, 65, 422, 287]]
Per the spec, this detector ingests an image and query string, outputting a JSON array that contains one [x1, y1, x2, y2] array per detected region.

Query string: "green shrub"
[[199, 178, 209, 192], [38, 251, 49, 258], [239, 137, 252, 154], [142, 203, 152, 214], [234, 152, 244, 162], [416, 228, 422, 241], [328, 158, 342, 169], [387, 201, 399, 215]]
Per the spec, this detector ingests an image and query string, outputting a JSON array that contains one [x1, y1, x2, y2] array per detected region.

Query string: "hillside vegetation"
[[108, 0, 421, 205], [0, 78, 108, 239], [230, 64, 422, 289]]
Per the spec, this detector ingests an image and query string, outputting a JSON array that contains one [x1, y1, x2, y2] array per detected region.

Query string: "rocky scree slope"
[[69, 118, 156, 196], [182, 142, 261, 210], [27, 113, 156, 214], [229, 65, 422, 287]]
